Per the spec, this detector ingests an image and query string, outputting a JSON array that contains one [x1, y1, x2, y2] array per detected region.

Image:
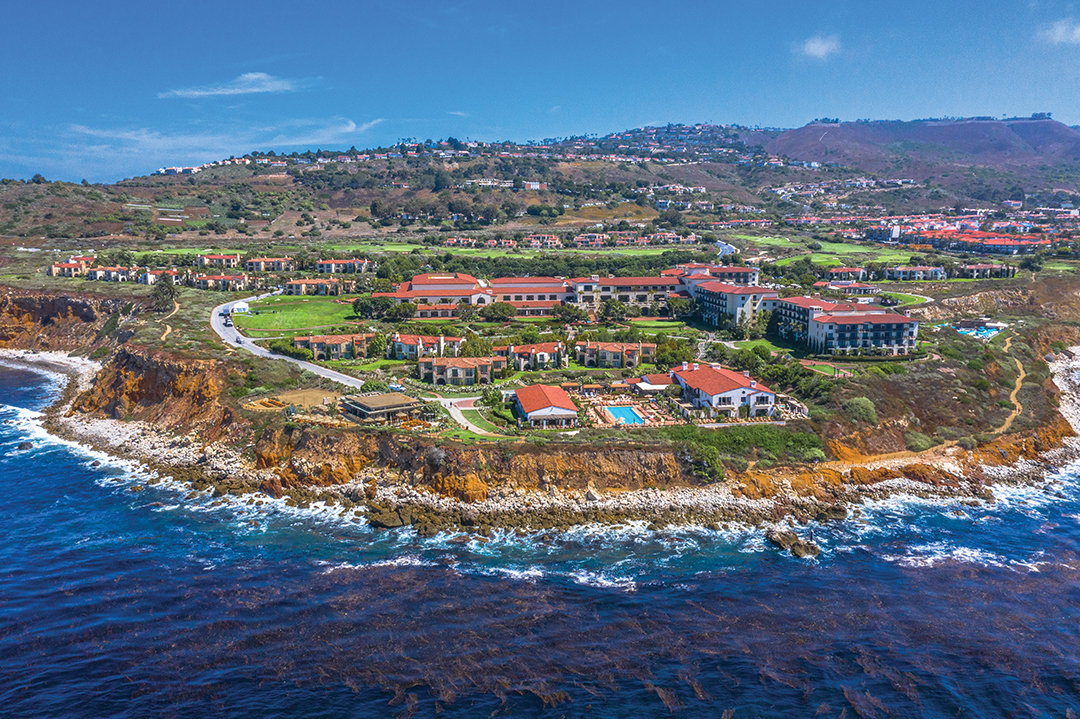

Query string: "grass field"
[[461, 409, 504, 434], [629, 319, 691, 331], [882, 291, 926, 306], [734, 339, 793, 355], [232, 295, 359, 330]]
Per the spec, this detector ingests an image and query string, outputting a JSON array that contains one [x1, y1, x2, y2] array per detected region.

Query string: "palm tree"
[[150, 274, 179, 312]]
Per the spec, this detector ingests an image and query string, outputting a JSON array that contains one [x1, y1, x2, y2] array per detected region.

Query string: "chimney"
[[751, 380, 757, 388], [509, 344, 515, 354], [743, 370, 750, 378], [682, 361, 689, 371], [693, 363, 699, 371], [590, 274, 599, 282]]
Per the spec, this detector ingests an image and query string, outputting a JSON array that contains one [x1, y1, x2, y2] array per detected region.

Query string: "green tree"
[[461, 333, 494, 357], [456, 299, 478, 321], [480, 302, 517, 322], [149, 274, 179, 312], [366, 333, 388, 358], [553, 303, 587, 323], [599, 298, 628, 323], [844, 397, 878, 425]]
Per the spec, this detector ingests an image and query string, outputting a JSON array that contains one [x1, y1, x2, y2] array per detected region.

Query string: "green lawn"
[[461, 409, 505, 434], [629, 319, 691, 330], [439, 428, 503, 444], [233, 295, 364, 331], [882, 292, 925, 306], [734, 339, 793, 355]]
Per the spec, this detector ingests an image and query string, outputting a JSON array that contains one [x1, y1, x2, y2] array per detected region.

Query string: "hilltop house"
[[670, 364, 776, 419]]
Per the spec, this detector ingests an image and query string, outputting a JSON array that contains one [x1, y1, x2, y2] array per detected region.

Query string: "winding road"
[[209, 294, 483, 430]]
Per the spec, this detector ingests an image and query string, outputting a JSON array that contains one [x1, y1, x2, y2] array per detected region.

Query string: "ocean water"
[[3, 366, 1080, 717]]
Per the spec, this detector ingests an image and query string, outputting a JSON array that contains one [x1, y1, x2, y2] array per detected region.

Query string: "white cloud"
[[799, 34, 841, 60], [549, 105, 561, 113], [24, 117, 385, 181], [447, 111, 469, 117], [1042, 18, 1080, 44], [158, 72, 302, 99]]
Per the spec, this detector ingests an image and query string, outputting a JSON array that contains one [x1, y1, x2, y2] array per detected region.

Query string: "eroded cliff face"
[[72, 346, 234, 437], [0, 289, 126, 349], [254, 427, 690, 501]]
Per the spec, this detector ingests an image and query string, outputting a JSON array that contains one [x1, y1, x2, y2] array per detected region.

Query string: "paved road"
[[208, 294, 486, 432], [209, 292, 369, 391]]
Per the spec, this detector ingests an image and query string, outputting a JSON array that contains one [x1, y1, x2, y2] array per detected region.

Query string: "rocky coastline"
[[5, 347, 1080, 555]]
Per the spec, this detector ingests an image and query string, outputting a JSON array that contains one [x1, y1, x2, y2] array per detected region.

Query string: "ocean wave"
[[569, 569, 637, 592], [317, 555, 437, 574]]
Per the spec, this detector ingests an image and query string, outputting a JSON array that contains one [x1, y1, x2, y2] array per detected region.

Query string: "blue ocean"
[[3, 363, 1080, 717]]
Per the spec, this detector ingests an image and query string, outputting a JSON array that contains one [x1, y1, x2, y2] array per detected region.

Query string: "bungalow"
[[574, 340, 656, 369], [514, 384, 579, 428], [285, 279, 342, 296], [418, 356, 506, 386], [389, 333, 464, 360], [884, 266, 946, 281], [195, 254, 241, 269], [670, 363, 776, 419], [246, 257, 296, 272]]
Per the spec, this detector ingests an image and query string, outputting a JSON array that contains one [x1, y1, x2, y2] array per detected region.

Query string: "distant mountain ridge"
[[763, 117, 1080, 176]]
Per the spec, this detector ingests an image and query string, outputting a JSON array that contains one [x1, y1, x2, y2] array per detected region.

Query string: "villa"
[[670, 363, 776, 419], [514, 384, 579, 428]]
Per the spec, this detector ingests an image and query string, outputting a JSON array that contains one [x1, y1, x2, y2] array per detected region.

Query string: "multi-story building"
[[418, 356, 507, 386], [884, 266, 946, 281], [825, 267, 868, 281], [957, 263, 1016, 279], [138, 269, 181, 285], [194, 274, 250, 291], [195, 254, 241, 269], [389, 333, 464, 360], [807, 313, 919, 355], [670, 363, 776, 419], [568, 276, 682, 310], [284, 279, 343, 296], [774, 297, 878, 343], [246, 257, 296, 272], [87, 266, 136, 282], [315, 258, 371, 274], [48, 263, 85, 278], [292, 333, 377, 361], [492, 342, 567, 371], [574, 341, 656, 369], [812, 281, 880, 296], [694, 282, 779, 326]]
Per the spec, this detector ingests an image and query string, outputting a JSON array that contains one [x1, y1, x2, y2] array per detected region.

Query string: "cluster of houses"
[[441, 231, 702, 250]]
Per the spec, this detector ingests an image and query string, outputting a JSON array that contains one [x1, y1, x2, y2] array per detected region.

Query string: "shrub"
[[361, 380, 389, 393], [957, 436, 978, 450], [844, 397, 878, 425], [268, 339, 313, 361], [904, 431, 936, 452]]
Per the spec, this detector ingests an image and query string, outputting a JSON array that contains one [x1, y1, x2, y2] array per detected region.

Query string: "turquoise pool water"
[[957, 326, 1001, 340], [606, 405, 645, 424]]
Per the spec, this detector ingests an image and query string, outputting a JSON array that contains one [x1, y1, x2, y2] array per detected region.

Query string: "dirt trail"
[[993, 335, 1026, 435], [159, 301, 179, 341], [823, 334, 1026, 471]]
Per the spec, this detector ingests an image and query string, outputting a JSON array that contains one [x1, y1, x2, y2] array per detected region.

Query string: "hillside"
[[765, 117, 1080, 177]]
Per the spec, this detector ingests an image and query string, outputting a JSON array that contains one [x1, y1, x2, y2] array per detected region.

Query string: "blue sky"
[[3, 0, 1080, 183]]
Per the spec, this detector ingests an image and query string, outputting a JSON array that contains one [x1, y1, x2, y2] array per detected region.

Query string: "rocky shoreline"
[[6, 348, 1080, 555]]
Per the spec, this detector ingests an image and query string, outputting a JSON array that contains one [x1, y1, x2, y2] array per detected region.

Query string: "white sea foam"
[[569, 569, 637, 592]]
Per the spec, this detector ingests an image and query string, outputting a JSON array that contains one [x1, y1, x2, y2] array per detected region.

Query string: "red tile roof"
[[695, 281, 778, 296], [673, 366, 773, 397], [515, 384, 577, 414], [814, 313, 913, 325]]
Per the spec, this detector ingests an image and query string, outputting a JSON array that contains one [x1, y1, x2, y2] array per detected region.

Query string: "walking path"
[[994, 335, 1026, 435], [158, 301, 179, 341]]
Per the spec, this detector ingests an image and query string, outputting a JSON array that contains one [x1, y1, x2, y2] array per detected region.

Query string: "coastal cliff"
[[0, 289, 126, 350]]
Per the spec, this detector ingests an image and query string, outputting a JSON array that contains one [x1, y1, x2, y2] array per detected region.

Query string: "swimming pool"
[[606, 405, 646, 425], [956, 326, 1002, 341]]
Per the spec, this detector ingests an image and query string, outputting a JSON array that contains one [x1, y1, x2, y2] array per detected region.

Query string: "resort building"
[[315, 259, 371, 274], [693, 282, 779, 326], [670, 364, 776, 419], [574, 341, 656, 369], [514, 384, 579, 428], [340, 393, 422, 424], [807, 313, 919, 355], [884, 266, 946, 281], [812, 280, 881, 296], [567, 276, 682, 310], [138, 269, 181, 285], [389, 333, 463, 360], [195, 254, 241, 269], [48, 263, 85, 278], [194, 274, 250, 291], [825, 267, 868, 281], [284, 278, 343, 296], [418, 356, 506, 386], [292, 334, 377, 361], [246, 257, 296, 272], [492, 341, 567, 371], [774, 297, 882, 344], [957, 263, 1016, 279]]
